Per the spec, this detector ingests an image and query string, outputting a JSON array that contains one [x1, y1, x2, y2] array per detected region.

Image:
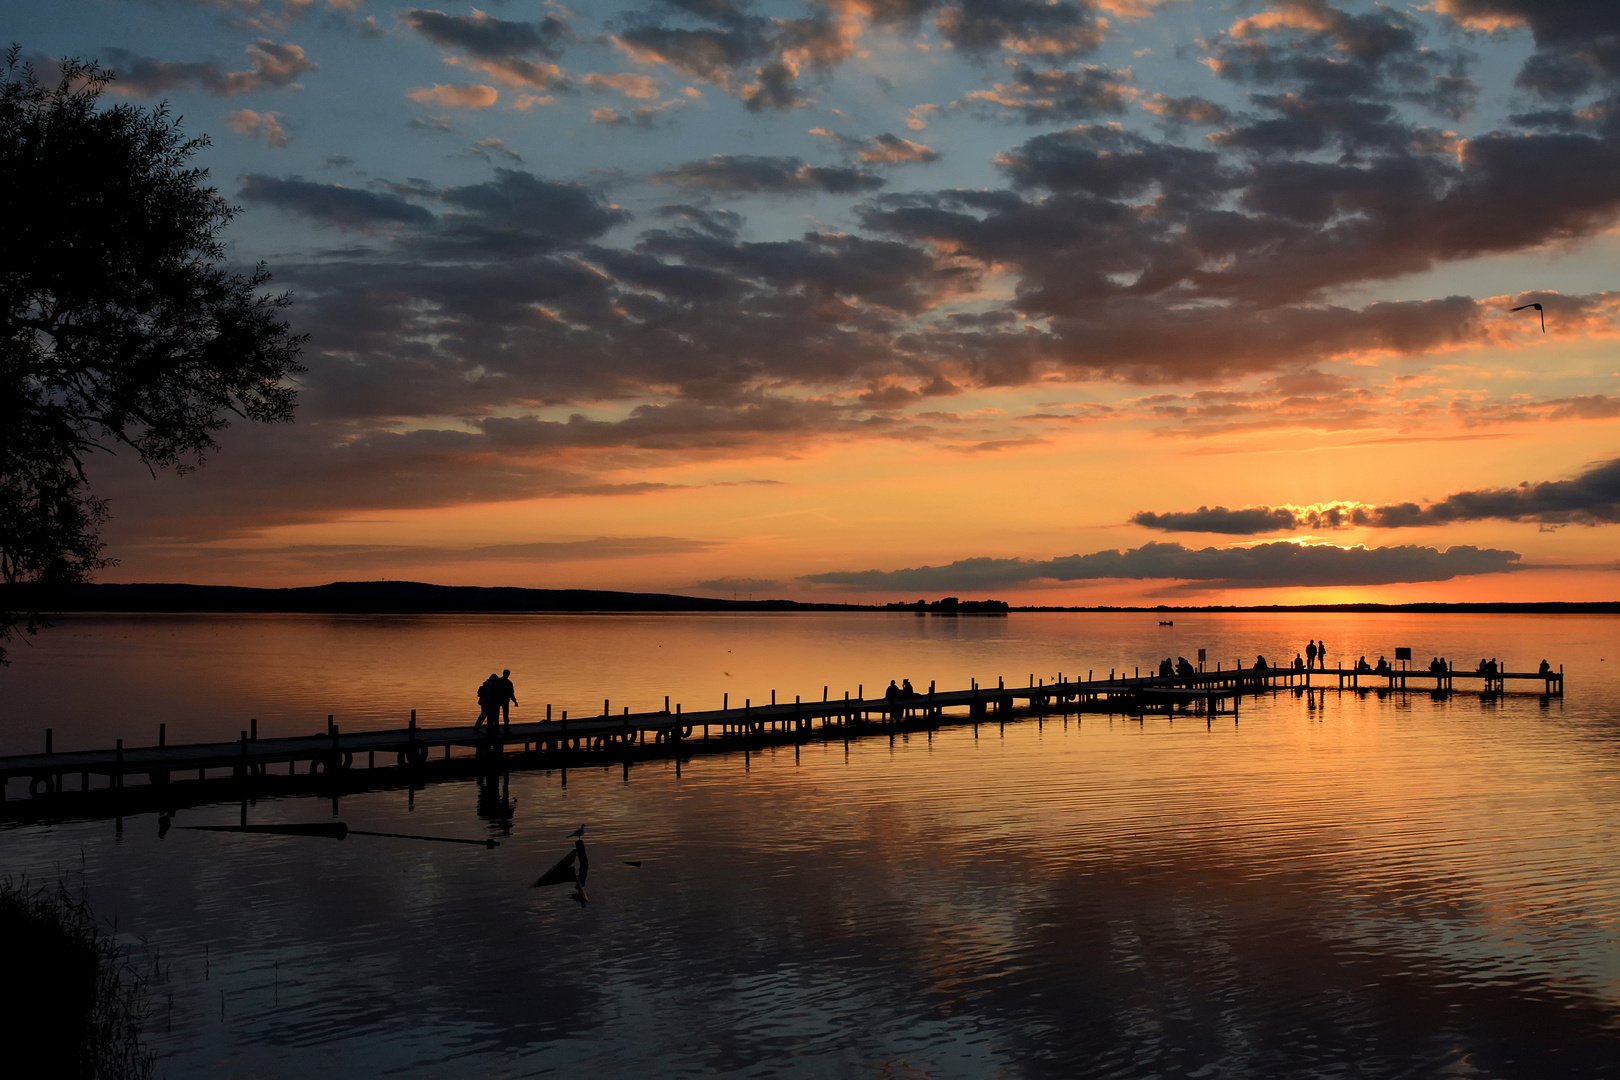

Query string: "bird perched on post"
[[567, 823, 587, 838], [1510, 302, 1545, 332]]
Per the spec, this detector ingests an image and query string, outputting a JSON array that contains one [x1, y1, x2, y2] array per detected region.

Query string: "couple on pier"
[[475, 670, 518, 733]]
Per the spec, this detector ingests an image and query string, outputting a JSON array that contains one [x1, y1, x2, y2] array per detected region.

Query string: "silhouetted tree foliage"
[[0, 47, 305, 661]]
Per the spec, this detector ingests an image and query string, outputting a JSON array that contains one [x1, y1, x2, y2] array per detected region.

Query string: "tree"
[[0, 48, 305, 661]]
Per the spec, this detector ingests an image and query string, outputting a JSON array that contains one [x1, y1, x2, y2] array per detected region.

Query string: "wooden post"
[[547, 704, 552, 721], [115, 739, 124, 791], [159, 723, 167, 747], [46, 728, 52, 755]]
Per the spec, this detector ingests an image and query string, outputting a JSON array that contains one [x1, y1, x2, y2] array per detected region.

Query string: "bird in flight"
[[1511, 302, 1545, 332], [567, 823, 587, 838]]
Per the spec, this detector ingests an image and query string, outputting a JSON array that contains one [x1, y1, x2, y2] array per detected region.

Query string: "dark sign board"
[[1197, 648, 1206, 662], [1395, 647, 1412, 661]]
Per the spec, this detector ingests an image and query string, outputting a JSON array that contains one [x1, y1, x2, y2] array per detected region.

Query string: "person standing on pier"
[[494, 669, 518, 731], [1306, 640, 1317, 671], [474, 673, 500, 730]]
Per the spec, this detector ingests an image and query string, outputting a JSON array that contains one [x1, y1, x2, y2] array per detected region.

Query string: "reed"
[[0, 878, 155, 1079]]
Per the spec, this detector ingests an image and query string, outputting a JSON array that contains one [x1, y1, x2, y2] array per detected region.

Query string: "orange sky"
[[23, 0, 1620, 603]]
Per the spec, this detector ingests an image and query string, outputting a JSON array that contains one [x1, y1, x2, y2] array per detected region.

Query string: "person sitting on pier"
[[1539, 659, 1551, 675], [1293, 653, 1305, 672], [901, 678, 916, 696], [1477, 658, 1489, 674], [1176, 656, 1194, 676], [1159, 657, 1173, 678], [1254, 654, 1267, 672], [1375, 656, 1390, 674], [1355, 656, 1371, 673]]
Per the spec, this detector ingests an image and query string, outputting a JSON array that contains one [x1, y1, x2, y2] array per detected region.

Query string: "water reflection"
[[3, 614, 1619, 1077]]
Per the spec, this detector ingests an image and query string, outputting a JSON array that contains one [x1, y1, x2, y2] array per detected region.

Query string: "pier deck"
[[0, 661, 1563, 807]]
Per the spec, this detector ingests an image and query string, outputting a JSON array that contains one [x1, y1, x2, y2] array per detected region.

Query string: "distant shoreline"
[[12, 582, 1619, 616]]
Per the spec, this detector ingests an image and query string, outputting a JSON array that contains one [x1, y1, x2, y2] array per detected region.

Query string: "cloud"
[[238, 174, 436, 229], [961, 63, 1135, 122], [1435, 1, 1620, 98], [694, 576, 786, 593], [258, 536, 717, 571], [1363, 457, 1620, 528], [407, 83, 498, 108], [1131, 506, 1305, 535], [226, 108, 288, 146], [935, 0, 1107, 57], [583, 72, 661, 99], [1142, 93, 1231, 125], [401, 8, 568, 60], [812, 128, 940, 165], [104, 39, 316, 97], [472, 137, 522, 163], [1131, 458, 1620, 534], [650, 155, 885, 194], [804, 541, 1523, 590]]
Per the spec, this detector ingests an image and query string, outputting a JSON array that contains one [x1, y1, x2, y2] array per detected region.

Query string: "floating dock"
[[0, 660, 1564, 815]]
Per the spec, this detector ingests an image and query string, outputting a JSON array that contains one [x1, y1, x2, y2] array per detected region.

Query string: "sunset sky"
[[9, 0, 1620, 604]]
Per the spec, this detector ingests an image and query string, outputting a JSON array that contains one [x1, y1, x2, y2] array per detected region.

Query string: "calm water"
[[3, 612, 1619, 1078]]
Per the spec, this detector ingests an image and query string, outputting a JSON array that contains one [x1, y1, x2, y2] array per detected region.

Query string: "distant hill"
[[30, 581, 870, 614]]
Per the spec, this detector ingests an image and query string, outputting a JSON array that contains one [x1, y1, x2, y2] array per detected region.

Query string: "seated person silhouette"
[[1176, 656, 1194, 676]]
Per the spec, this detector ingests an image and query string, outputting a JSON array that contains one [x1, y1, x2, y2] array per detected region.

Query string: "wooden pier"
[[0, 660, 1564, 814]]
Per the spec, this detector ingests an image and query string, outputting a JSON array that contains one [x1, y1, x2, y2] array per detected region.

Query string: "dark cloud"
[[1365, 456, 1620, 528], [650, 155, 885, 194], [105, 39, 316, 97], [1211, 1, 1476, 121], [934, 0, 1105, 56], [1131, 507, 1303, 535], [433, 169, 632, 254], [1131, 458, 1620, 535], [402, 8, 569, 61], [238, 174, 436, 229], [803, 541, 1522, 590], [610, 0, 1111, 111], [960, 63, 1133, 122], [1438, 1, 1620, 96]]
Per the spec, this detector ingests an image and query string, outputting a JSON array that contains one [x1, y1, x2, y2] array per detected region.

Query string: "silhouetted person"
[[1159, 657, 1173, 677], [885, 680, 900, 701], [1292, 653, 1304, 671], [1176, 656, 1194, 676], [474, 673, 500, 730], [901, 678, 915, 696], [1478, 658, 1488, 674], [1376, 656, 1389, 674], [1539, 659, 1551, 675], [1254, 654, 1267, 671], [494, 669, 518, 730], [1315, 640, 1326, 669], [1305, 640, 1317, 670]]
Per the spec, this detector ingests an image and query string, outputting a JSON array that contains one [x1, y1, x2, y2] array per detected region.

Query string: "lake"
[[2, 612, 1618, 1078]]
